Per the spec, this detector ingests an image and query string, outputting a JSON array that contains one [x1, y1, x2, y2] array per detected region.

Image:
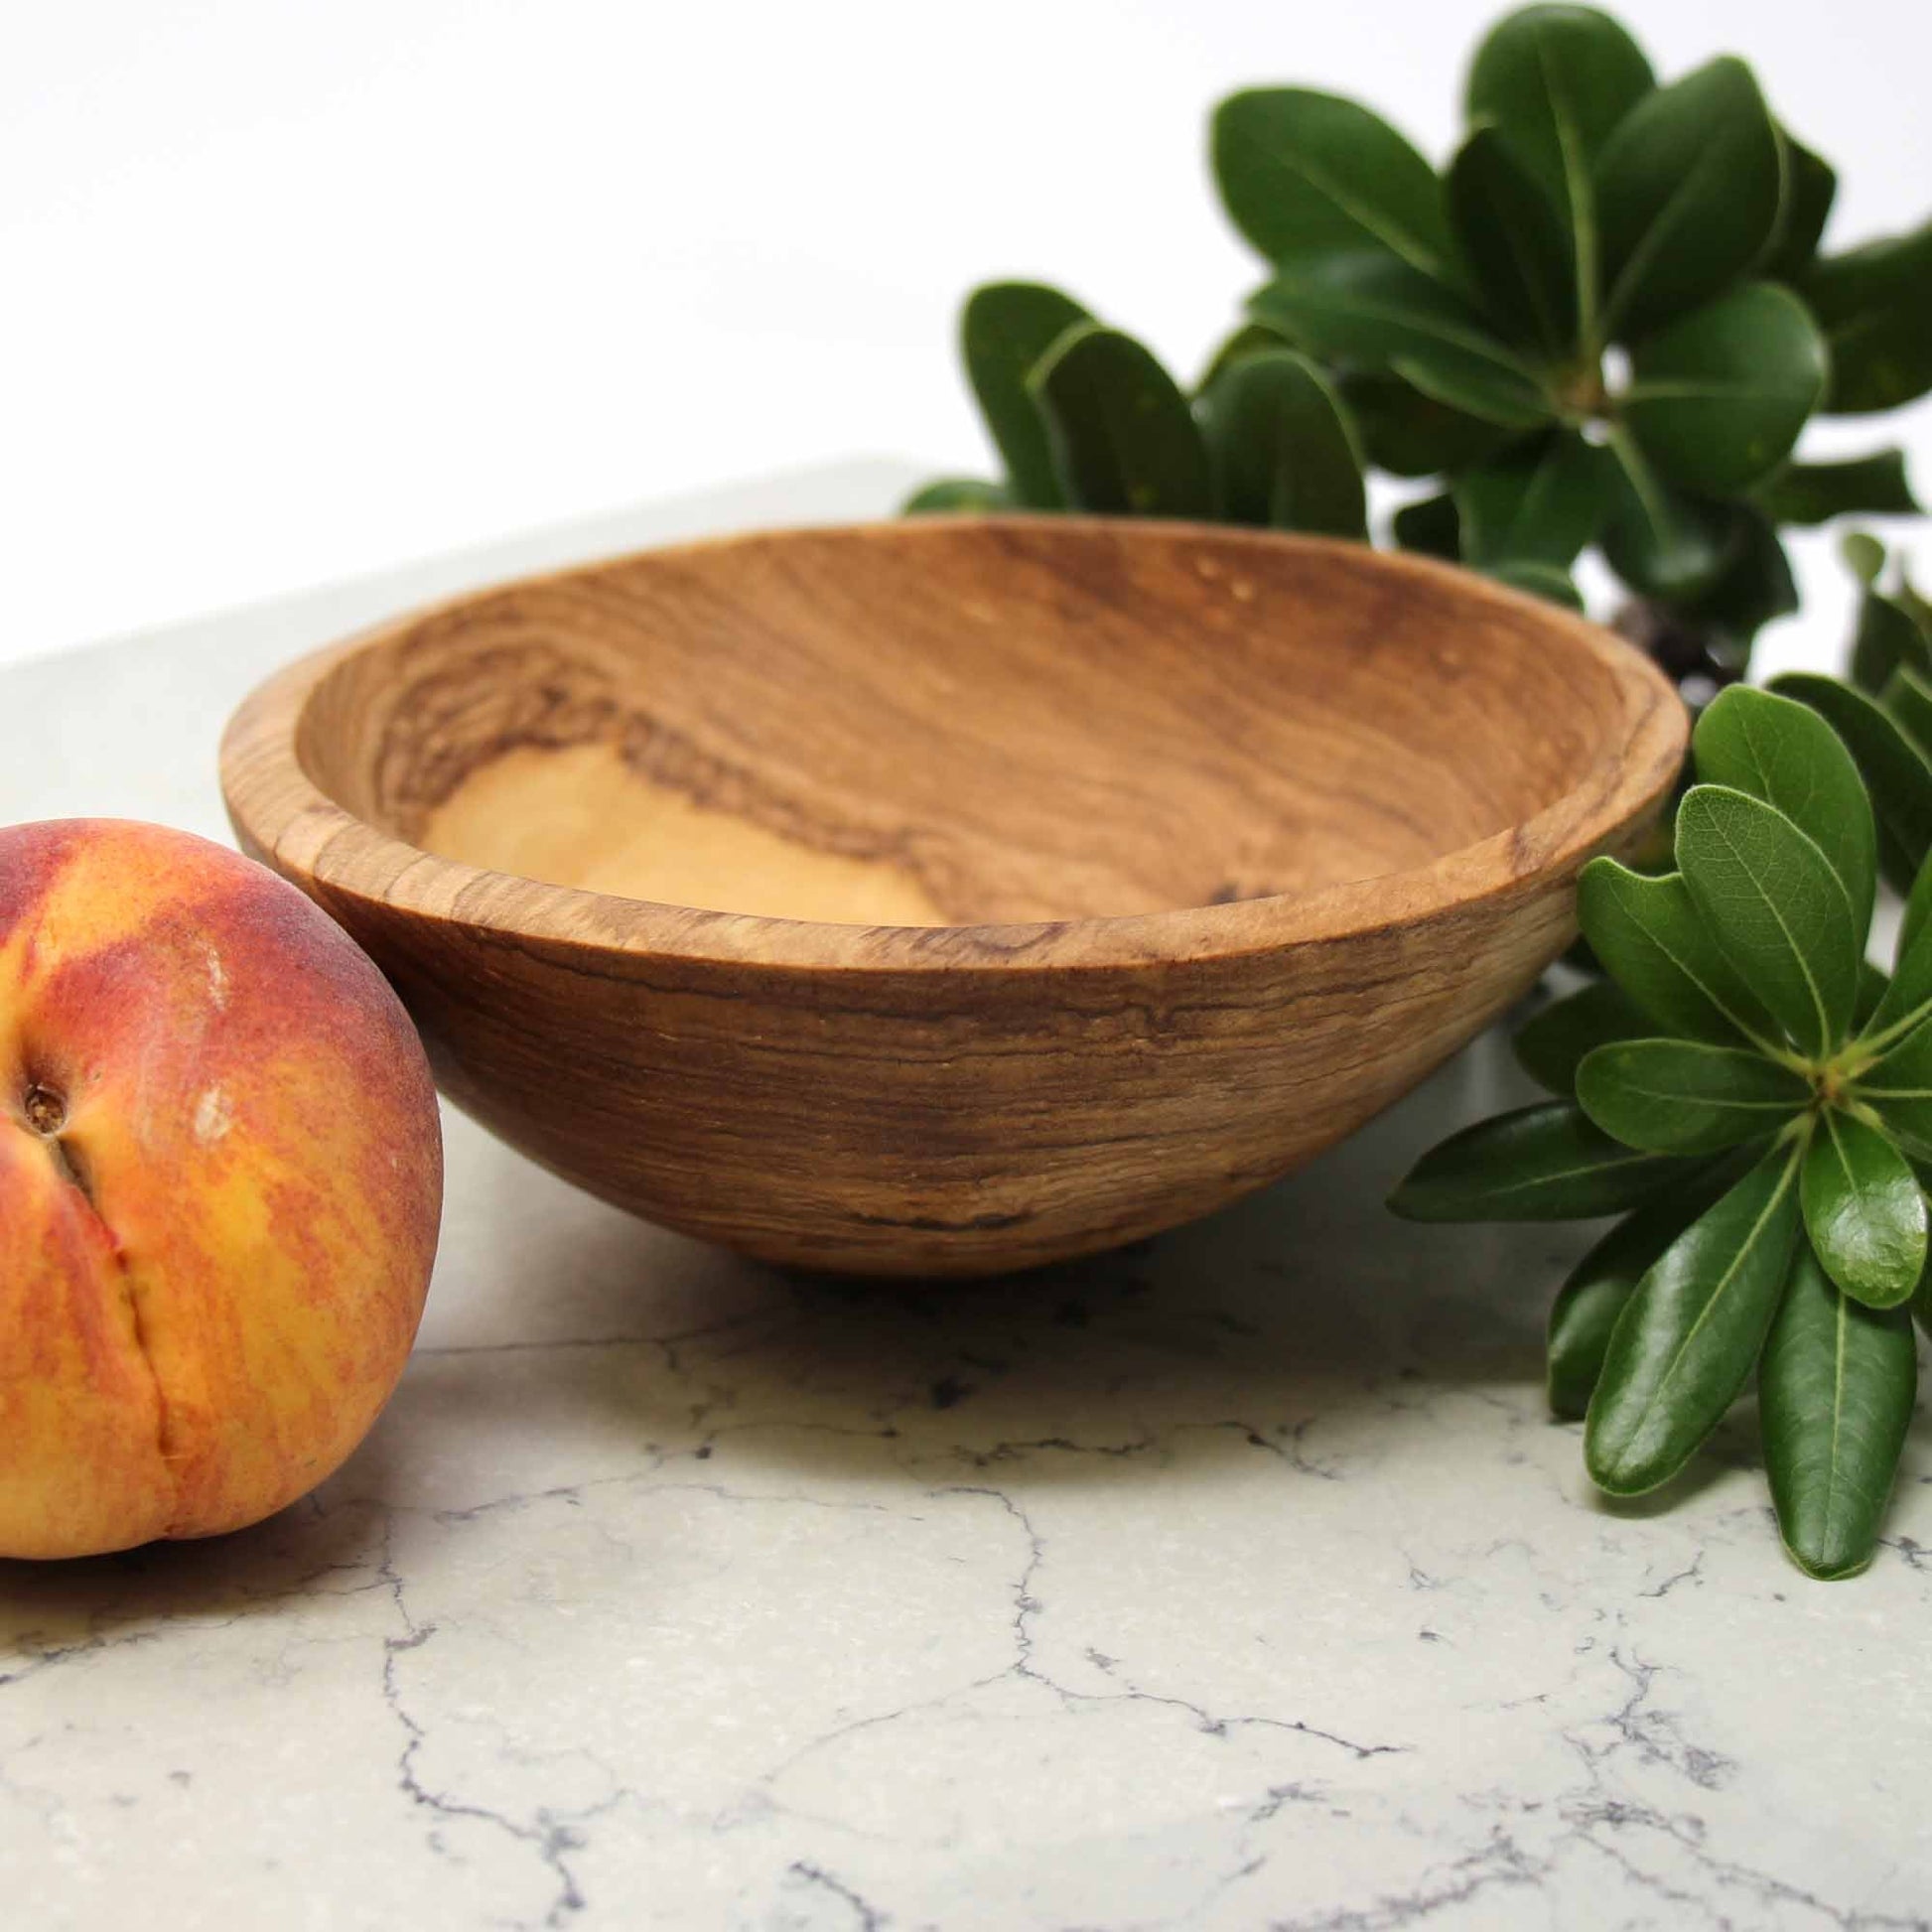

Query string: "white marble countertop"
[[4, 465, 1930, 1931]]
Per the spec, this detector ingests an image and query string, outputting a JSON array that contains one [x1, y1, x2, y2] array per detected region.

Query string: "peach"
[[1, 819, 442, 1559]]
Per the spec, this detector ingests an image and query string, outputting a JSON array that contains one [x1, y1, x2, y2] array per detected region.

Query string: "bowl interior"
[[295, 520, 1634, 928]]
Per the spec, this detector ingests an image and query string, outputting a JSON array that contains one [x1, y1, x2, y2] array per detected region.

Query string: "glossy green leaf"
[[1803, 219, 1932, 415], [1391, 491, 1460, 560], [1200, 349, 1366, 537], [1851, 590, 1932, 699], [1212, 88, 1453, 279], [1339, 372, 1514, 478], [1548, 1158, 1743, 1420], [1484, 560, 1584, 609], [1248, 254, 1552, 429], [1447, 124, 1576, 352], [1770, 674, 1932, 892], [1761, 1243, 1916, 1579], [1464, 5, 1655, 348], [1690, 684, 1876, 947], [1763, 131, 1838, 283], [1578, 1039, 1809, 1155], [1801, 1110, 1928, 1308], [1623, 283, 1829, 496], [1600, 432, 1733, 601], [1675, 784, 1861, 1059], [1028, 326, 1213, 518], [1593, 58, 1783, 344], [1453, 431, 1611, 568], [961, 282, 1092, 510], [1388, 1100, 1700, 1222], [902, 478, 1010, 515], [1756, 451, 1920, 527], [1585, 1136, 1805, 1495], [1514, 980, 1652, 1095], [1577, 858, 1775, 1047]]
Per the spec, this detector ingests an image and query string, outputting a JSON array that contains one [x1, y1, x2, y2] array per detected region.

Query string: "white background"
[[5, 0, 1929, 668]]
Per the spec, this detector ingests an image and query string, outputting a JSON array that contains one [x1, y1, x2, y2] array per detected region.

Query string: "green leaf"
[[1902, 575, 1932, 639], [1802, 219, 1932, 415], [1802, 1110, 1928, 1308], [1761, 1242, 1917, 1579], [1755, 451, 1921, 527], [1514, 979, 1652, 1095], [902, 477, 1010, 514], [1447, 123, 1577, 352], [1863, 854, 1932, 1044], [1389, 350, 1556, 431], [1212, 88, 1453, 279], [1484, 560, 1584, 609], [1452, 431, 1611, 568], [1690, 684, 1876, 949], [1858, 961, 1891, 1031], [1585, 1136, 1805, 1494], [1339, 372, 1514, 477], [1578, 1039, 1809, 1155], [1843, 530, 1888, 587], [1194, 320, 1295, 395], [1391, 491, 1460, 560], [1884, 666, 1932, 764], [1199, 349, 1367, 537], [1670, 506, 1797, 650], [1623, 283, 1829, 496], [1548, 1158, 1744, 1420], [1388, 1100, 1700, 1222], [1028, 325, 1213, 518], [1464, 5, 1655, 350], [1600, 432, 1733, 601], [1851, 590, 1932, 700], [1577, 857, 1775, 1046], [961, 282, 1092, 510], [1593, 58, 1784, 344], [1674, 783, 1862, 1059], [1248, 253, 1552, 429], [1770, 674, 1932, 892], [1854, 1019, 1932, 1162], [1899, 847, 1932, 969], [1762, 131, 1838, 283]]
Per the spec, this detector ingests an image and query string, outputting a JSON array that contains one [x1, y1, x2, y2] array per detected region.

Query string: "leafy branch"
[[909, 3, 1931, 695], [1392, 684, 1930, 1578]]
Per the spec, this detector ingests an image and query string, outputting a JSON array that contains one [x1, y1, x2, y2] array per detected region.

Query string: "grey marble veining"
[[4, 466, 1929, 1930]]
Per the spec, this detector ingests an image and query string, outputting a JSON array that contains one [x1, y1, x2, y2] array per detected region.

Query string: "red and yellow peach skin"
[[1, 819, 442, 1559]]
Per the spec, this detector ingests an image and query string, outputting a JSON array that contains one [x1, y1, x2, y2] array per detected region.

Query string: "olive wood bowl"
[[220, 518, 1684, 1276]]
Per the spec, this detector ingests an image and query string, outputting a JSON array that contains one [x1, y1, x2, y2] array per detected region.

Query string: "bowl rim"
[[218, 516, 1687, 975]]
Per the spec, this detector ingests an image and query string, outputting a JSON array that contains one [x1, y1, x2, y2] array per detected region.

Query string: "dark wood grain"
[[220, 517, 1685, 1275]]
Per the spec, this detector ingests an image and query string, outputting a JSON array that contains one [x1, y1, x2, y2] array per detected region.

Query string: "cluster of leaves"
[[1392, 685, 1932, 1579], [904, 282, 1370, 546], [909, 3, 1931, 685]]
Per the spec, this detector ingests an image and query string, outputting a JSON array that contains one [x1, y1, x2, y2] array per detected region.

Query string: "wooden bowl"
[[220, 518, 1683, 1277]]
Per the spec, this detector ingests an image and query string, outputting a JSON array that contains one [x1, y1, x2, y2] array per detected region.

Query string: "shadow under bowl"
[[220, 516, 1684, 1276]]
